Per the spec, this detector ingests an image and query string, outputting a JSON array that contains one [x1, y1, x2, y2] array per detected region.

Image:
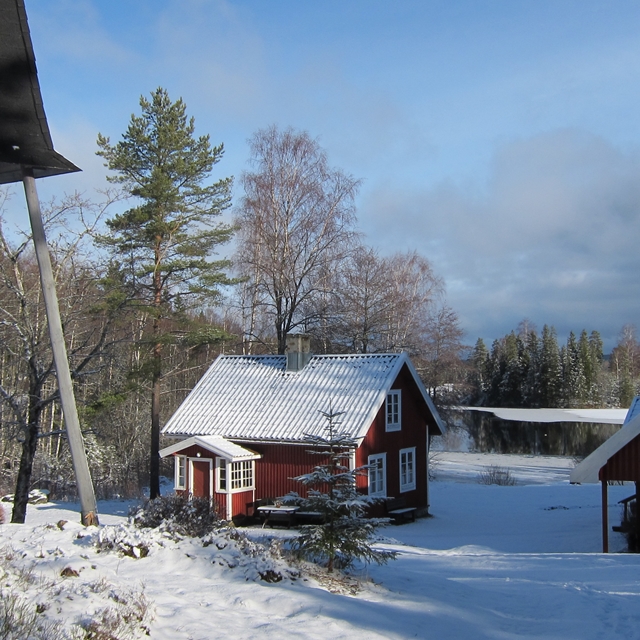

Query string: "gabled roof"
[[570, 413, 640, 483], [162, 352, 444, 443], [159, 436, 261, 461]]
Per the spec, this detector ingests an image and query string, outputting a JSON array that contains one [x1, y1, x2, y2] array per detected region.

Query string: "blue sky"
[[11, 0, 640, 350]]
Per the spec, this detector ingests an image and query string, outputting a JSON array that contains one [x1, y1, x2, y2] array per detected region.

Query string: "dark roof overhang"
[[0, 0, 80, 185]]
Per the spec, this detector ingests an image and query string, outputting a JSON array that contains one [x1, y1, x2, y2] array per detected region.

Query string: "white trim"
[[425, 424, 430, 510], [368, 453, 387, 497], [174, 455, 187, 490], [386, 390, 401, 432], [215, 457, 228, 493], [159, 435, 261, 461], [399, 447, 416, 492]]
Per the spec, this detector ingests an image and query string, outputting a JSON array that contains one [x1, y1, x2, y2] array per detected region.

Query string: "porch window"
[[386, 390, 401, 431], [399, 447, 416, 492], [216, 458, 227, 492], [175, 455, 186, 490], [368, 453, 387, 497], [230, 460, 254, 491]]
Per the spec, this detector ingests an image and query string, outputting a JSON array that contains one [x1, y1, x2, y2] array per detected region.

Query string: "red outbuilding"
[[160, 336, 445, 521], [571, 397, 640, 552]]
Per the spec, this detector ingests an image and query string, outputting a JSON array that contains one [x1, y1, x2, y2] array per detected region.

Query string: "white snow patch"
[[0, 454, 638, 639]]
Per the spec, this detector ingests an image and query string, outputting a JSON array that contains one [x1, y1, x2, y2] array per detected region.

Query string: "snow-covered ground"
[[1, 453, 639, 639]]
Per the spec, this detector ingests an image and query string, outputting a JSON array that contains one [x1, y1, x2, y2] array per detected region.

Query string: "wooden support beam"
[[22, 170, 99, 526], [601, 480, 608, 554]]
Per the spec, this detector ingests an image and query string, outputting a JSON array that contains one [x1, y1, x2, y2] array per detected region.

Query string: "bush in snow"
[[0, 589, 66, 640], [131, 493, 222, 537], [0, 543, 152, 639], [0, 504, 4, 525], [477, 465, 516, 486], [285, 406, 395, 573]]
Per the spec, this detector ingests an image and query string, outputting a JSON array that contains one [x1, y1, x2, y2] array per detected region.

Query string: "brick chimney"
[[286, 334, 312, 372]]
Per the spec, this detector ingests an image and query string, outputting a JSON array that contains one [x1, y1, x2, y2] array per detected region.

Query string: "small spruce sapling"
[[286, 405, 395, 572]]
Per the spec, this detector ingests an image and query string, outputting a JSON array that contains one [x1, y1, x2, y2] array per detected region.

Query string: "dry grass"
[[477, 465, 517, 486]]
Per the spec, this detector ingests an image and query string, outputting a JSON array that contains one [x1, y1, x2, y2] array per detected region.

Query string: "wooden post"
[[22, 170, 99, 526], [633, 480, 640, 553], [601, 480, 608, 554]]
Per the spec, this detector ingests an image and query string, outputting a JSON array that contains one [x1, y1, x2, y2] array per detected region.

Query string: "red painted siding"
[[356, 364, 428, 510], [248, 443, 330, 501], [600, 435, 640, 482]]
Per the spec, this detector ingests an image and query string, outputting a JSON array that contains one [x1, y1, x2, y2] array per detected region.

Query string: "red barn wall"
[[600, 435, 640, 483]]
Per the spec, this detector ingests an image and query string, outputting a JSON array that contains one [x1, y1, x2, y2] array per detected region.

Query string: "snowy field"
[[1, 452, 639, 639]]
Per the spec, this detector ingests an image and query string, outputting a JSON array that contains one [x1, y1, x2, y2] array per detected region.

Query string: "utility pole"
[[1, 0, 99, 525]]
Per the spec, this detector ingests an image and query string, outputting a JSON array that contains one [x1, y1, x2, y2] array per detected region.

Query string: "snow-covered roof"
[[162, 352, 444, 443], [463, 407, 627, 425], [159, 436, 261, 461], [570, 413, 640, 483]]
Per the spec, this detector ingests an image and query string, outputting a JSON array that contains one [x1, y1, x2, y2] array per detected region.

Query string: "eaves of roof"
[[570, 414, 640, 483]]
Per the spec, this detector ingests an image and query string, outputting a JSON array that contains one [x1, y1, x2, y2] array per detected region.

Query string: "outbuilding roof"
[[570, 413, 640, 483], [162, 352, 444, 443], [159, 435, 261, 461]]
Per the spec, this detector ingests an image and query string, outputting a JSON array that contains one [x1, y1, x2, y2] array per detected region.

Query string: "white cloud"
[[360, 129, 640, 348]]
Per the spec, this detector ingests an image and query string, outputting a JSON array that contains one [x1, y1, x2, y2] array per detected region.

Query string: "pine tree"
[[539, 325, 562, 407], [96, 88, 235, 498], [522, 329, 541, 407], [469, 338, 489, 403], [498, 332, 524, 407], [587, 330, 604, 405], [286, 406, 395, 573]]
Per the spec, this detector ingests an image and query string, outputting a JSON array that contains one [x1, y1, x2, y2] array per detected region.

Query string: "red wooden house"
[[160, 336, 445, 521]]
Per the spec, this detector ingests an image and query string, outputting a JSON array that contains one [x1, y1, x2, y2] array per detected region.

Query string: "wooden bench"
[[385, 497, 417, 523], [295, 511, 325, 525]]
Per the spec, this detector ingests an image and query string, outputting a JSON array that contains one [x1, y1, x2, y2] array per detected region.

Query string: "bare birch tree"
[[234, 126, 360, 354]]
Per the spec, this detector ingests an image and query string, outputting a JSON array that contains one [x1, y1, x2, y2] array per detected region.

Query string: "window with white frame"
[[386, 390, 401, 431], [368, 453, 387, 497], [399, 447, 416, 492], [216, 458, 227, 492], [175, 455, 186, 490], [230, 460, 254, 491]]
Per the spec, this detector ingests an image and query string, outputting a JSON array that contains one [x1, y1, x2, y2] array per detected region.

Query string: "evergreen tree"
[[562, 331, 587, 407], [469, 338, 489, 403], [539, 325, 562, 407], [486, 339, 504, 405], [498, 332, 524, 407], [522, 329, 541, 407], [96, 88, 235, 498], [587, 330, 604, 405], [286, 407, 395, 573]]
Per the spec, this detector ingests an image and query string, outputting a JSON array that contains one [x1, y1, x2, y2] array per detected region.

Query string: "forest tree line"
[[466, 322, 640, 409]]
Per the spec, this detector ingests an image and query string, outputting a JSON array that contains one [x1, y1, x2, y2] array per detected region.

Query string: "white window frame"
[[386, 390, 401, 431], [368, 453, 387, 497], [227, 459, 255, 492], [399, 447, 416, 493], [215, 458, 228, 493], [174, 455, 187, 490]]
